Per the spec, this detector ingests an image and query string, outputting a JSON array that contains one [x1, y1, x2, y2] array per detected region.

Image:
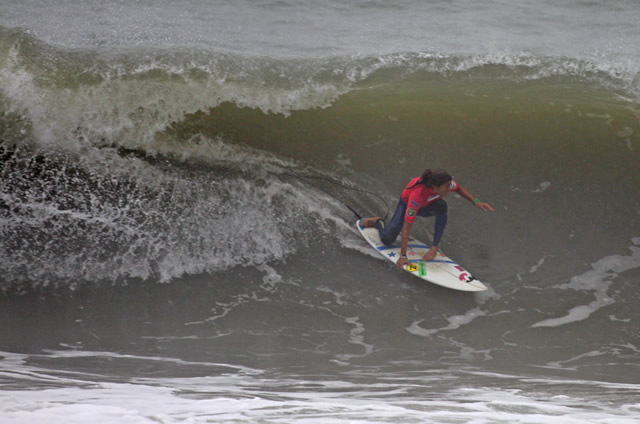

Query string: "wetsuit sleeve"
[[404, 193, 422, 223]]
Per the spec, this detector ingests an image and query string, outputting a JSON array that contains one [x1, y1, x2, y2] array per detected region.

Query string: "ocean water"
[[1, 1, 640, 423]]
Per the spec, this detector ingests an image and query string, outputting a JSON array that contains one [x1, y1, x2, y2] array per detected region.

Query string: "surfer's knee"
[[380, 234, 396, 245], [377, 220, 398, 245]]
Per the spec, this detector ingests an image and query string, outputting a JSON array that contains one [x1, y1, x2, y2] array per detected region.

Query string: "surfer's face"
[[434, 181, 452, 197]]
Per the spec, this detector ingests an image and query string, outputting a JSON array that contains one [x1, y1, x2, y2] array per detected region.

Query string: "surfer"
[[360, 169, 494, 268]]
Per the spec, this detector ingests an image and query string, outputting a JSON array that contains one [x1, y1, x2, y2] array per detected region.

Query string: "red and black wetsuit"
[[376, 177, 459, 246]]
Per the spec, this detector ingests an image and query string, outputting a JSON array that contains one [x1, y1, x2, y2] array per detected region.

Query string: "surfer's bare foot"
[[360, 217, 383, 228]]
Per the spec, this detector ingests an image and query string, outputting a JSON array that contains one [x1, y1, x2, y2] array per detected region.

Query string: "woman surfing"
[[359, 169, 494, 268]]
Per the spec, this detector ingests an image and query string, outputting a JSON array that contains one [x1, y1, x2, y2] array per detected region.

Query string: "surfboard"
[[356, 220, 487, 292]]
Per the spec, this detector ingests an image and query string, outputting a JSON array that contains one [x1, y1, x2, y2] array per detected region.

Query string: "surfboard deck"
[[356, 220, 487, 292]]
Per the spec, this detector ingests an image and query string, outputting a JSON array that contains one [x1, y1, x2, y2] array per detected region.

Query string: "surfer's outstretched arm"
[[456, 185, 495, 212]]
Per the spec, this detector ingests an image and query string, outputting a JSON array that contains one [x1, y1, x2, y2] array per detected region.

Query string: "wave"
[[1, 27, 639, 289]]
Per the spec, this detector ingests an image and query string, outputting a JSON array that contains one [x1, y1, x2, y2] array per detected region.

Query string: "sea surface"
[[1, 1, 640, 423]]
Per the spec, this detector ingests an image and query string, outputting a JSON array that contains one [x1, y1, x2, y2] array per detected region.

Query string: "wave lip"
[[2, 44, 638, 159], [2, 26, 639, 161], [2, 26, 639, 122]]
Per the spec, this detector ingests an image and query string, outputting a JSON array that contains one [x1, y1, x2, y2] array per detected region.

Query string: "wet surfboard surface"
[[357, 220, 487, 292]]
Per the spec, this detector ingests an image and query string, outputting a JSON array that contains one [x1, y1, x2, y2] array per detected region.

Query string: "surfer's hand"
[[396, 257, 409, 269], [476, 202, 495, 212], [422, 246, 438, 262]]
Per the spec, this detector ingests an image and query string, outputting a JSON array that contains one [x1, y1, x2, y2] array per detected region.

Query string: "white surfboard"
[[356, 220, 487, 292]]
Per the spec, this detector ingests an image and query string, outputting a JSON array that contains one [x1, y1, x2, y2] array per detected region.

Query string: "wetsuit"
[[376, 177, 459, 246]]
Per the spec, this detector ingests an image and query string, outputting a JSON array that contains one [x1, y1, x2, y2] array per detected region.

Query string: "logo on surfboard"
[[458, 272, 477, 283]]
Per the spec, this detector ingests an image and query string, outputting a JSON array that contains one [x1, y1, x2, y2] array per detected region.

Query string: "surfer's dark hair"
[[410, 168, 452, 189]]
